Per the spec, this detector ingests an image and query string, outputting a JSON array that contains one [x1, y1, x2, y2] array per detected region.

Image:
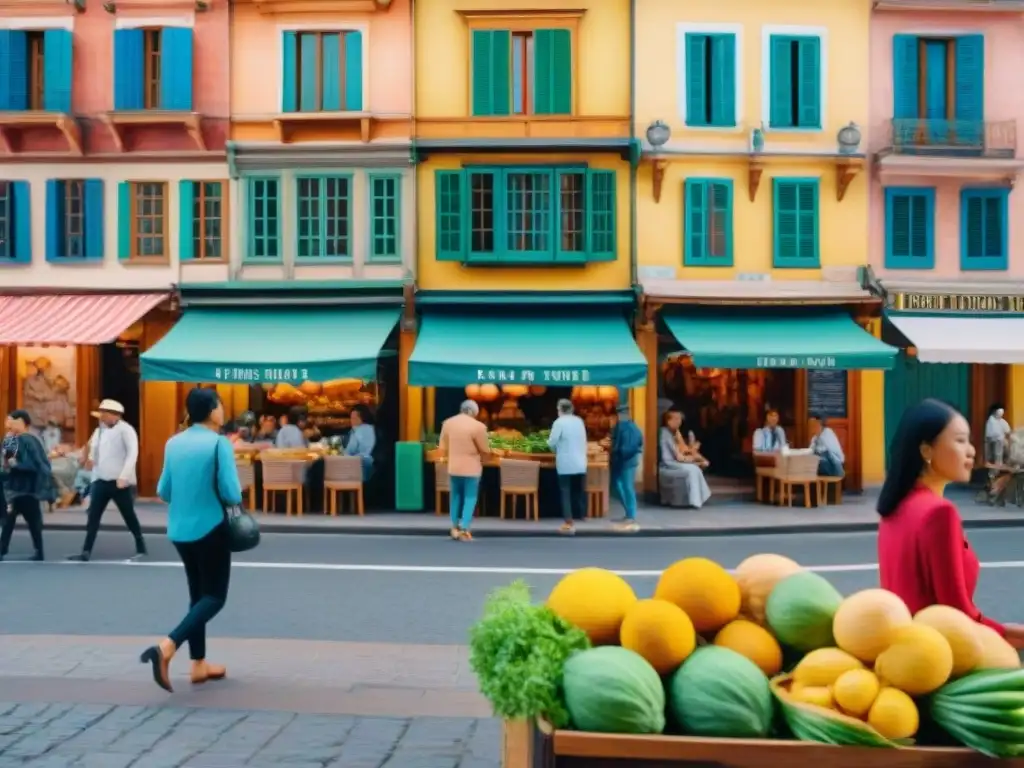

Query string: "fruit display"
[[468, 553, 1024, 758]]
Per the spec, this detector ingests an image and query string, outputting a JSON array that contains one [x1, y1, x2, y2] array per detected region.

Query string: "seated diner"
[[657, 410, 712, 509]]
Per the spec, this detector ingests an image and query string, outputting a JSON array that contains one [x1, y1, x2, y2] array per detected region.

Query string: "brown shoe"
[[191, 661, 227, 684], [140, 639, 175, 692]]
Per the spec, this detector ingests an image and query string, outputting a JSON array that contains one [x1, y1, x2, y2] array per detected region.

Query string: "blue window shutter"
[[684, 179, 707, 263], [585, 169, 616, 261], [12, 181, 30, 263], [42, 29, 73, 113], [84, 179, 104, 259], [954, 34, 984, 148], [45, 180, 61, 261], [179, 180, 195, 261], [321, 33, 341, 111], [685, 34, 707, 126], [282, 31, 298, 112], [892, 35, 919, 124], [769, 36, 793, 128], [884, 188, 935, 270], [797, 37, 821, 128], [160, 28, 194, 111], [961, 188, 1007, 271], [113, 29, 144, 110], [344, 31, 363, 111], [0, 31, 29, 111], [533, 28, 571, 116], [117, 182, 131, 259], [710, 35, 736, 127], [299, 33, 319, 111], [435, 171, 464, 261]]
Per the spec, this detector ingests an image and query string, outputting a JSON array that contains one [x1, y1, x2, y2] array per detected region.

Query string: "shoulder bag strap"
[[211, 440, 226, 513]]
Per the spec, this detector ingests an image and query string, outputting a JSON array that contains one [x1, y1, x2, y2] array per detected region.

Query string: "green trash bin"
[[394, 441, 424, 511]]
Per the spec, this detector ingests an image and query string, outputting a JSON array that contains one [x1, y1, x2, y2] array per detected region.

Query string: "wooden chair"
[[434, 461, 450, 516], [324, 455, 364, 516], [753, 452, 780, 503], [499, 459, 540, 521], [773, 453, 822, 508], [260, 455, 305, 516], [586, 465, 609, 518], [817, 475, 845, 506], [236, 460, 256, 512]]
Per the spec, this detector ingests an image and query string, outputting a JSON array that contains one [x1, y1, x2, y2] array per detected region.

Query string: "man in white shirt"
[[548, 399, 588, 535], [68, 399, 146, 562], [808, 413, 845, 478]]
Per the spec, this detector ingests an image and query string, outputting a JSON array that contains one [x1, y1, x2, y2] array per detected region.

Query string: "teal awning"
[[409, 311, 647, 387], [663, 310, 897, 370], [140, 307, 399, 384]]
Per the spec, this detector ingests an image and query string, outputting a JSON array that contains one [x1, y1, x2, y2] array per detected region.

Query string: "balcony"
[[873, 0, 1024, 11], [877, 119, 1024, 181]]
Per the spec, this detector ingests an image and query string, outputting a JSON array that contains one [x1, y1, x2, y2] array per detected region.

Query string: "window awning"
[[409, 311, 647, 388], [663, 310, 897, 370], [0, 292, 167, 345], [140, 307, 399, 384], [887, 314, 1024, 364]]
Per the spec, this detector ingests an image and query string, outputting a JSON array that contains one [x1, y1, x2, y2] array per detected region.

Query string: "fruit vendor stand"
[[469, 559, 1024, 768]]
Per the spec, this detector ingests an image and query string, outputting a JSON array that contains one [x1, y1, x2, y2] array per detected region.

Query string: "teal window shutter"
[[585, 169, 616, 261], [42, 29, 73, 113], [435, 171, 464, 261], [471, 30, 511, 116], [179, 180, 195, 261], [246, 177, 281, 260], [160, 28, 193, 111], [892, 35, 919, 120], [83, 179, 103, 260], [685, 34, 708, 126], [884, 187, 934, 270], [113, 29, 144, 110], [299, 33, 319, 111], [321, 33, 341, 111], [12, 181, 30, 263], [684, 179, 733, 266], [117, 181, 132, 259], [797, 37, 821, 128], [369, 173, 401, 262], [769, 36, 793, 128], [534, 28, 571, 115], [684, 179, 707, 262], [954, 35, 984, 146], [45, 180, 61, 261], [960, 188, 1007, 271], [0, 31, 28, 111], [344, 31, 363, 111], [773, 179, 819, 267], [710, 34, 736, 127], [282, 31, 298, 112]]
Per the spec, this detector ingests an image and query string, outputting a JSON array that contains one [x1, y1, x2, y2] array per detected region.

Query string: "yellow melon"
[[974, 624, 1022, 670], [714, 619, 784, 676], [874, 624, 954, 696], [654, 557, 741, 634], [547, 568, 637, 645], [867, 688, 919, 740], [833, 589, 913, 662], [733, 554, 802, 626], [913, 606, 983, 677], [833, 669, 881, 718], [620, 599, 696, 675], [792, 685, 834, 709], [793, 647, 864, 687]]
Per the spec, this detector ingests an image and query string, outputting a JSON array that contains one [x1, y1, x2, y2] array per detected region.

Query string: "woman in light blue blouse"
[[345, 404, 377, 481], [140, 388, 242, 693]]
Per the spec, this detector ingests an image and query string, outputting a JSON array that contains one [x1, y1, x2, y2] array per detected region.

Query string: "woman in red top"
[[877, 398, 1024, 648]]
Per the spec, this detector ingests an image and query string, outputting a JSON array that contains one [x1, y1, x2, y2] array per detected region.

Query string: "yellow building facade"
[[633, 0, 890, 493]]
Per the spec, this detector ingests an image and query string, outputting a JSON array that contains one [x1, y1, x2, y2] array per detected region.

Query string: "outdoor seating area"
[[755, 451, 845, 509], [234, 448, 367, 517]]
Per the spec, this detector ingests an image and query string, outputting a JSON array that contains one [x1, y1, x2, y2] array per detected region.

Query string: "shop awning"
[[663, 310, 897, 370], [0, 292, 167, 345], [887, 314, 1024, 364], [409, 311, 647, 387], [140, 307, 399, 384]]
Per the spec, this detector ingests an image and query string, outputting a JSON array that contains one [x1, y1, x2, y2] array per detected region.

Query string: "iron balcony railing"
[[881, 119, 1017, 159]]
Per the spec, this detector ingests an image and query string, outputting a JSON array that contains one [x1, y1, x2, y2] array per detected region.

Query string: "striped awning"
[[0, 293, 168, 345]]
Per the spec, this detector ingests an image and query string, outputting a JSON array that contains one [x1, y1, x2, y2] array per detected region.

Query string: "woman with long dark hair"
[[140, 388, 243, 691], [877, 399, 1024, 647]]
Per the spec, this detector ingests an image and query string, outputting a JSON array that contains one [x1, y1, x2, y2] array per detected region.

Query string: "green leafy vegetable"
[[469, 580, 591, 727]]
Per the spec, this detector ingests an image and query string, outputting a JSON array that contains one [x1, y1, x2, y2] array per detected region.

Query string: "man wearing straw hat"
[[67, 399, 147, 562]]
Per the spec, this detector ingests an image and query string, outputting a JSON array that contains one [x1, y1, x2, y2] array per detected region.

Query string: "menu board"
[[808, 370, 848, 420]]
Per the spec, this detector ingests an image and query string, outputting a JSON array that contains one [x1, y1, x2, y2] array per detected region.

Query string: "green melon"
[[562, 646, 666, 734], [766, 570, 843, 652]]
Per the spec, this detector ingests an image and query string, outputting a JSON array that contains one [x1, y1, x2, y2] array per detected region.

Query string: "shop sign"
[[892, 292, 1024, 313], [212, 366, 311, 383], [476, 368, 592, 384], [756, 357, 837, 369]]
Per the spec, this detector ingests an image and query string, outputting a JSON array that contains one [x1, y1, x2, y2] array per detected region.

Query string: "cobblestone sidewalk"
[[0, 702, 499, 768]]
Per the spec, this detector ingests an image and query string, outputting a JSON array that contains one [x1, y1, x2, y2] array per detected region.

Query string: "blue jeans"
[[611, 460, 639, 520], [449, 475, 480, 530]]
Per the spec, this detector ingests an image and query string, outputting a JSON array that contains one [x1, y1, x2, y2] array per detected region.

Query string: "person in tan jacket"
[[439, 400, 491, 541]]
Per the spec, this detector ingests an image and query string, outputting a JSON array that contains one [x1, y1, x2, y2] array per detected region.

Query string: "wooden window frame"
[[27, 31, 44, 111], [143, 28, 162, 110], [129, 180, 169, 261], [293, 30, 353, 113], [192, 180, 229, 261], [0, 182, 12, 260], [917, 37, 956, 121]]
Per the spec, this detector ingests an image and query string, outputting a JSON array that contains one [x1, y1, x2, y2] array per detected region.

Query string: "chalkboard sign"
[[808, 370, 848, 420]]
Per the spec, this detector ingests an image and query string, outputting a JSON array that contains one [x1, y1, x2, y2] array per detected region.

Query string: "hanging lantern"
[[529, 385, 547, 397], [479, 383, 500, 402], [502, 384, 529, 398], [597, 386, 619, 403], [465, 384, 481, 399], [578, 386, 599, 403]]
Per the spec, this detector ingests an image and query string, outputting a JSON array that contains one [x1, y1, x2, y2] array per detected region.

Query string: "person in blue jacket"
[[0, 410, 50, 561]]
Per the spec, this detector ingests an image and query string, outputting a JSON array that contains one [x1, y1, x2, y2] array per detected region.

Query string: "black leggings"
[[0, 495, 43, 556], [168, 522, 231, 661]]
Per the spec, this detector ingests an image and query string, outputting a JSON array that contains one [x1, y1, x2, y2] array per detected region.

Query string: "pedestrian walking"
[[609, 403, 643, 532], [549, 399, 588, 535], [141, 387, 242, 692], [439, 400, 490, 541], [0, 410, 50, 561], [68, 400, 146, 562]]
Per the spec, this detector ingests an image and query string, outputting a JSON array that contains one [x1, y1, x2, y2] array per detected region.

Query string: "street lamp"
[[646, 120, 671, 149]]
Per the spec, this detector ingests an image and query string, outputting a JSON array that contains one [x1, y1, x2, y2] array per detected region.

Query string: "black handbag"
[[213, 441, 261, 553]]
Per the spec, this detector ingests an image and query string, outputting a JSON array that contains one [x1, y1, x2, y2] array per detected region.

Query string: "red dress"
[[878, 484, 1004, 635]]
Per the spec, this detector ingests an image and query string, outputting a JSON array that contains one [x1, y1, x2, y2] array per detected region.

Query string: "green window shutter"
[[344, 30, 363, 111], [769, 36, 793, 128], [282, 31, 298, 112], [585, 169, 616, 261], [179, 180, 195, 261], [321, 33, 341, 111], [711, 181, 733, 265], [369, 173, 401, 262], [534, 28, 572, 115], [435, 170, 464, 261], [246, 177, 281, 260], [471, 30, 510, 116], [710, 35, 736, 127], [117, 181, 132, 259], [684, 179, 707, 263], [797, 37, 821, 128], [299, 33, 319, 111], [684, 179, 733, 266], [796, 181, 819, 264], [774, 179, 820, 267], [684, 34, 708, 127]]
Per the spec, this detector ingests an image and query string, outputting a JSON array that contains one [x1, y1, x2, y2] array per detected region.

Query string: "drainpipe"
[[628, 0, 638, 290]]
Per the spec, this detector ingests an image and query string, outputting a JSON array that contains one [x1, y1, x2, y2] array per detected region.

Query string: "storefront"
[[638, 278, 897, 496]]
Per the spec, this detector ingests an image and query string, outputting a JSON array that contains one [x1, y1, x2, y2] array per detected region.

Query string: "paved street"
[[3, 526, 1024, 766]]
